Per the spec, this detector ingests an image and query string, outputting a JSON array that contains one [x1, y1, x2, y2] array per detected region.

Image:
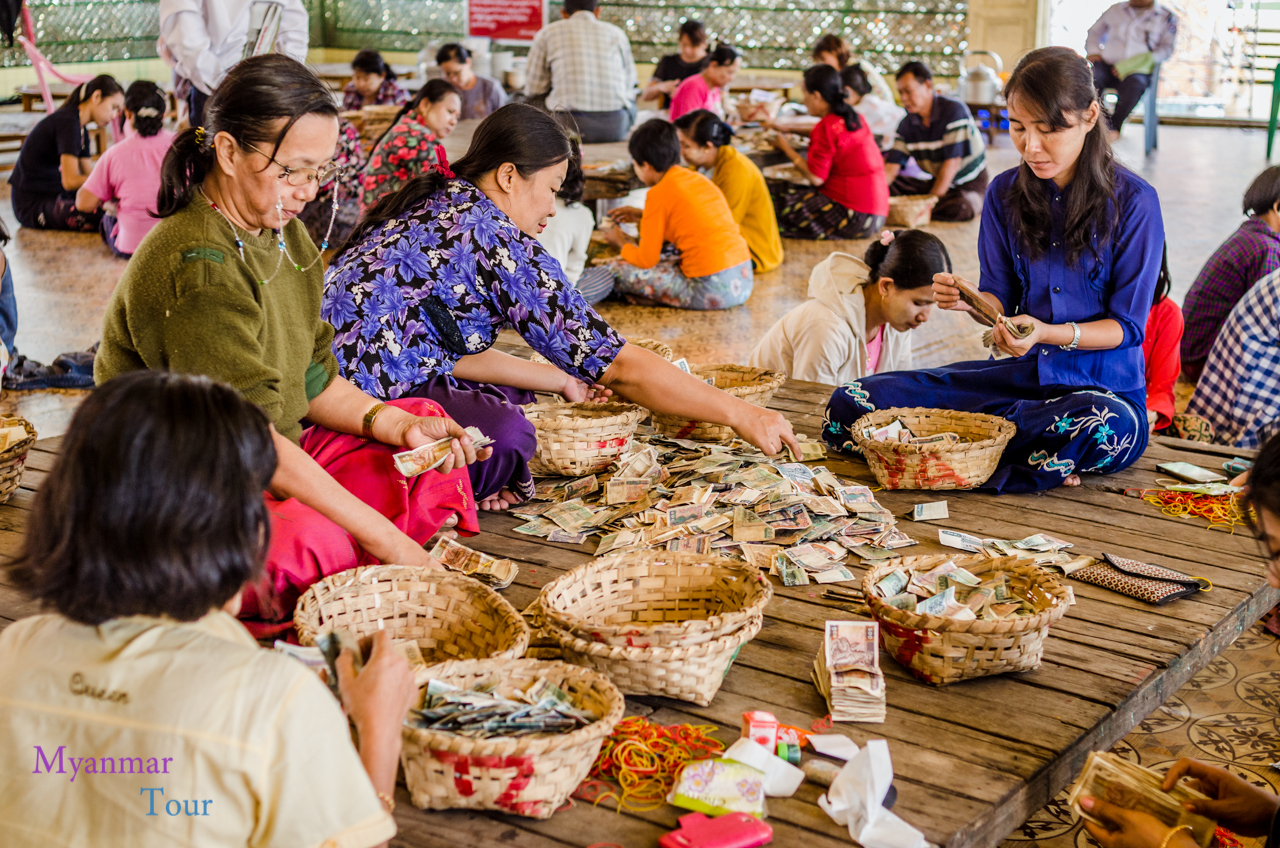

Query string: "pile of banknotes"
[[429, 536, 518, 589], [871, 558, 1046, 621], [393, 426, 495, 478], [812, 620, 885, 722], [1068, 752, 1215, 848], [938, 529, 1097, 575], [858, 418, 962, 447], [405, 675, 598, 739], [506, 434, 917, 586]]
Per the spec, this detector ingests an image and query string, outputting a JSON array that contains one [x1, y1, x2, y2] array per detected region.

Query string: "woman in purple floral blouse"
[[358, 79, 460, 215], [326, 104, 799, 511]]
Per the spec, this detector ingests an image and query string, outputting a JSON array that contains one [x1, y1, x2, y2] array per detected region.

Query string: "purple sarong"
[[405, 376, 537, 502]]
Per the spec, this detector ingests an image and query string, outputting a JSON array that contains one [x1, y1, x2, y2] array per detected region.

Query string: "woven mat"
[[1002, 621, 1280, 847]]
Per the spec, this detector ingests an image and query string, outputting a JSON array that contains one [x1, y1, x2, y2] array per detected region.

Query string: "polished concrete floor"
[[1, 122, 1271, 438]]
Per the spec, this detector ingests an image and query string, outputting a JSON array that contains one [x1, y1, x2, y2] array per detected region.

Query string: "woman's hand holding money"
[[560, 374, 612, 404], [391, 414, 493, 474], [991, 315, 1041, 358], [1078, 796, 1196, 848], [1163, 758, 1280, 837]]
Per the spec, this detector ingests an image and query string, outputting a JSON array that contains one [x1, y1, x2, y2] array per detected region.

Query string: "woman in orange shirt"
[[602, 119, 753, 310]]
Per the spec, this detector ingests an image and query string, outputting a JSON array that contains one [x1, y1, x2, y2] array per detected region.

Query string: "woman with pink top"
[[76, 81, 176, 258], [669, 44, 740, 121]]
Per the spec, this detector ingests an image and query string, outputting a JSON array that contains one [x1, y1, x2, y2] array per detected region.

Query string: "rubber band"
[[1134, 489, 1252, 534], [812, 714, 834, 733], [584, 716, 726, 813]]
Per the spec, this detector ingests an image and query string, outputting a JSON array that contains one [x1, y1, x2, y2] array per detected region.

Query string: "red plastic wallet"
[[658, 812, 774, 848]]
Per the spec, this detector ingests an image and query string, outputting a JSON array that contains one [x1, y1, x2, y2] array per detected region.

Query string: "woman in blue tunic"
[[326, 104, 799, 510], [824, 46, 1162, 493]]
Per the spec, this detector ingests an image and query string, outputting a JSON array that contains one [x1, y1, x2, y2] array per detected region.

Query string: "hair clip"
[[194, 126, 206, 146], [136, 107, 160, 118], [879, 230, 896, 246]]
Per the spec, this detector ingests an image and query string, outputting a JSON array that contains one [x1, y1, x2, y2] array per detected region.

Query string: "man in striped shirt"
[[883, 61, 988, 222], [524, 0, 638, 143]]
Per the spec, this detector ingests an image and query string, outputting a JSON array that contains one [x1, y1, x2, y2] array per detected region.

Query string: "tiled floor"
[[1, 121, 1273, 440]]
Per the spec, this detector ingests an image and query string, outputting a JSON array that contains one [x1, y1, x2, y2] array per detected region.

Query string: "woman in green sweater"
[[95, 55, 488, 638]]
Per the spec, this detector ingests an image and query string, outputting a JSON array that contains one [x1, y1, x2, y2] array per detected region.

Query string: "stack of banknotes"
[[393, 426, 495, 478], [812, 620, 885, 722], [429, 536, 518, 589], [1068, 752, 1215, 848]]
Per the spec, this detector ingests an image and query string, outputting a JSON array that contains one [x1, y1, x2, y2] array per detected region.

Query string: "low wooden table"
[[17, 81, 77, 112], [0, 372, 1271, 847], [0, 112, 45, 172], [730, 73, 799, 95]]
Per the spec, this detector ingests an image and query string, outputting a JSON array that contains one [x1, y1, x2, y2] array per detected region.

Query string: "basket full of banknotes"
[[850, 408, 1016, 490], [400, 658, 625, 818], [652, 365, 786, 443], [294, 566, 530, 670], [538, 552, 773, 649], [862, 554, 1072, 685], [524, 401, 647, 477], [0, 416, 35, 505]]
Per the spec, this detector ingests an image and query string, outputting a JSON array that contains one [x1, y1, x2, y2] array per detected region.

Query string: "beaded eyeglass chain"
[[200, 180, 340, 286]]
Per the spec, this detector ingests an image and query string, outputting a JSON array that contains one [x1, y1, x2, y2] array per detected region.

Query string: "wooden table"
[[0, 112, 45, 172], [730, 74, 799, 95], [17, 81, 77, 112], [0, 374, 1270, 848]]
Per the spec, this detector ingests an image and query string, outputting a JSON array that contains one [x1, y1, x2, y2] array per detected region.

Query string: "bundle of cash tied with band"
[[872, 556, 1058, 622], [1068, 752, 1215, 848], [949, 274, 1035, 350], [405, 675, 598, 739], [508, 433, 915, 587], [813, 620, 886, 722], [393, 426, 495, 478], [429, 536, 518, 589]]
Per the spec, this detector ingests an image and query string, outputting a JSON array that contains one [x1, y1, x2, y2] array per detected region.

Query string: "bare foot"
[[1064, 474, 1081, 487], [479, 488, 521, 511]]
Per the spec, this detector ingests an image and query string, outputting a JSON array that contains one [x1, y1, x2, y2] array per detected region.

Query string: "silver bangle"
[[1059, 321, 1081, 351]]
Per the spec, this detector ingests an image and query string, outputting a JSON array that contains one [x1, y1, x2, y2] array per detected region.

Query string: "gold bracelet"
[[362, 402, 388, 440], [377, 791, 396, 815], [1159, 824, 1193, 848]]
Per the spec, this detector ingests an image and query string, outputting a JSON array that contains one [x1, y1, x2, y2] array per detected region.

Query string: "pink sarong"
[[238, 398, 480, 639]]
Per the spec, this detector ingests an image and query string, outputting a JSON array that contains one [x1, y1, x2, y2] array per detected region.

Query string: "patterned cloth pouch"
[[1071, 553, 1205, 605]]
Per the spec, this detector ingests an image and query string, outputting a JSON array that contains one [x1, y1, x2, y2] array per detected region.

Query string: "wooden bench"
[[0, 374, 1270, 847]]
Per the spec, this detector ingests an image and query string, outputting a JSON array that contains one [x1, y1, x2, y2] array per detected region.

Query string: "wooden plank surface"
[[0, 374, 1272, 848]]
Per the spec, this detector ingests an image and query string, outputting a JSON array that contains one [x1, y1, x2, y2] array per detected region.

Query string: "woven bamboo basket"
[[851, 407, 1016, 490], [0, 417, 36, 505], [401, 658, 624, 818], [530, 336, 674, 366], [522, 600, 564, 660], [651, 365, 786, 442], [551, 613, 761, 706], [294, 566, 530, 664], [886, 194, 938, 228], [539, 552, 772, 648], [862, 554, 1071, 686], [524, 401, 647, 477]]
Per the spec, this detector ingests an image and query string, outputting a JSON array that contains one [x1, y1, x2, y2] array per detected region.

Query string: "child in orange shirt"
[[602, 119, 753, 310]]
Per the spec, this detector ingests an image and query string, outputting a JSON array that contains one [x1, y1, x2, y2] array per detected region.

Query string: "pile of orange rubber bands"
[[1130, 488, 1252, 533], [575, 716, 726, 813]]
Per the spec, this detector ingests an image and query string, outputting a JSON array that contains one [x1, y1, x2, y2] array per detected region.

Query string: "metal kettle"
[[961, 51, 1003, 104]]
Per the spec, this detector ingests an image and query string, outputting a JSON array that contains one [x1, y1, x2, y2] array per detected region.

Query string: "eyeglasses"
[[244, 142, 343, 187]]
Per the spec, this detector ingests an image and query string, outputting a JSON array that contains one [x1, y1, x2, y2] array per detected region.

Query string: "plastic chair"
[[16, 35, 90, 114]]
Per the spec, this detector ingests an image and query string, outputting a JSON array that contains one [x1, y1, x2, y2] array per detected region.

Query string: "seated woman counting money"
[[823, 47, 1161, 493], [325, 103, 800, 512], [95, 56, 488, 639]]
